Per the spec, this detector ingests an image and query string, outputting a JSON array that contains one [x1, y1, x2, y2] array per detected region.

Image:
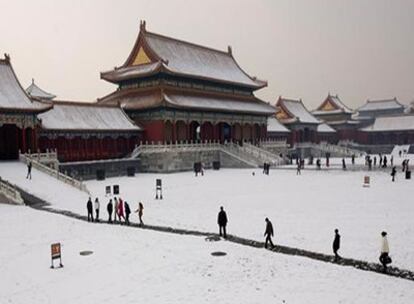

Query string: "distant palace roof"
[[99, 87, 275, 115], [101, 22, 266, 89], [317, 123, 336, 133], [26, 79, 56, 100], [38, 101, 140, 131], [312, 94, 353, 115], [357, 98, 405, 112], [360, 115, 414, 132], [0, 55, 51, 113], [267, 117, 290, 133], [275, 97, 319, 124]]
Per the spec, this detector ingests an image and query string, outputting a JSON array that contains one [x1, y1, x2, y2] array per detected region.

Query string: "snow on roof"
[[279, 98, 319, 124], [267, 117, 290, 133], [26, 80, 56, 100], [143, 31, 265, 88], [360, 115, 414, 132], [317, 123, 336, 133], [357, 98, 405, 112], [39, 101, 140, 131], [0, 57, 51, 112], [313, 94, 353, 115], [164, 93, 275, 115], [101, 62, 163, 83], [103, 24, 266, 89]]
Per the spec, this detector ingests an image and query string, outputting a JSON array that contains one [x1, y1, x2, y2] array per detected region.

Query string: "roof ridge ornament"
[[227, 45, 232, 55], [140, 20, 146, 32], [4, 53, 10, 63]]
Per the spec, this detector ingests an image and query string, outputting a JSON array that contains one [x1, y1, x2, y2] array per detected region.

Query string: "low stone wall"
[[139, 150, 252, 173], [60, 159, 141, 180]]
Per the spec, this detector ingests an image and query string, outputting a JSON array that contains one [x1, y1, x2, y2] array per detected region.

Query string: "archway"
[[201, 122, 214, 141], [219, 122, 231, 143], [0, 124, 19, 159], [189, 121, 200, 142]]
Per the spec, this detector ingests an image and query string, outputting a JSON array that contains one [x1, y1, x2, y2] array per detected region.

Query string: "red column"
[[172, 122, 177, 142], [21, 128, 26, 153], [186, 123, 190, 141]]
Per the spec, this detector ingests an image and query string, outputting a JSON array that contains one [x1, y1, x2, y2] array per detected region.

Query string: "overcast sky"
[[1, 0, 413, 109]]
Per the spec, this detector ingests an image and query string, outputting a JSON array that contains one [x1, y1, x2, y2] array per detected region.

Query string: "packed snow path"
[[14, 184, 414, 282]]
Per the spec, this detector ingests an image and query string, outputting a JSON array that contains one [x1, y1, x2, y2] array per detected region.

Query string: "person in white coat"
[[94, 198, 100, 222], [379, 231, 391, 272]]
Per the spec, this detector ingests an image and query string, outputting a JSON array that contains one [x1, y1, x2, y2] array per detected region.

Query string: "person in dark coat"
[[264, 218, 274, 249], [342, 158, 346, 170], [26, 161, 32, 179], [87, 197, 93, 222], [383, 156, 388, 168], [107, 199, 113, 223], [124, 201, 131, 225], [351, 154, 355, 165], [379, 231, 391, 272], [296, 162, 301, 175], [333, 229, 341, 261], [391, 166, 397, 182], [217, 206, 228, 238]]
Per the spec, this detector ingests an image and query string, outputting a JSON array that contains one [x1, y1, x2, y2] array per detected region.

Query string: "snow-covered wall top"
[[39, 102, 140, 131]]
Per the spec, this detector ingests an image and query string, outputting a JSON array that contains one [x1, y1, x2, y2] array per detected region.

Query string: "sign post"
[[363, 176, 370, 187], [155, 179, 163, 199], [51, 243, 63, 269]]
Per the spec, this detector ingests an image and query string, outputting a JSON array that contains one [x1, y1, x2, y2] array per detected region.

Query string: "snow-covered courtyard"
[[1, 204, 414, 304], [1, 158, 414, 271]]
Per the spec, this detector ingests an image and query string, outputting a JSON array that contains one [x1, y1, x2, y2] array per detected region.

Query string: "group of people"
[[87, 197, 144, 226], [217, 207, 392, 272]]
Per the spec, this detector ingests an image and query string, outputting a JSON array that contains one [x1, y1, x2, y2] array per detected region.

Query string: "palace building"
[[98, 21, 275, 144], [0, 55, 52, 159], [312, 94, 360, 141], [275, 97, 320, 144], [0, 54, 141, 161]]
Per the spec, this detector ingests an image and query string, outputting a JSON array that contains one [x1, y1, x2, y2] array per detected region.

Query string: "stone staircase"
[[129, 141, 284, 170], [294, 142, 365, 158]]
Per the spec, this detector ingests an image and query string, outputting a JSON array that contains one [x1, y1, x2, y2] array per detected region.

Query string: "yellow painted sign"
[[132, 47, 152, 66]]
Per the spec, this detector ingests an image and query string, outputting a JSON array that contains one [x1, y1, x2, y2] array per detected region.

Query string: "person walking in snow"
[[118, 197, 125, 222], [94, 198, 100, 222], [332, 229, 341, 261], [342, 158, 346, 170], [379, 231, 391, 272], [390, 155, 394, 167], [217, 206, 228, 238], [113, 197, 119, 223], [373, 156, 377, 167], [26, 161, 32, 179], [296, 162, 301, 175], [383, 155, 388, 168], [135, 202, 144, 226], [107, 199, 113, 223], [391, 166, 397, 182], [124, 201, 131, 225], [351, 154, 355, 165], [264, 218, 274, 249], [379, 154, 383, 167], [87, 197, 93, 222]]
